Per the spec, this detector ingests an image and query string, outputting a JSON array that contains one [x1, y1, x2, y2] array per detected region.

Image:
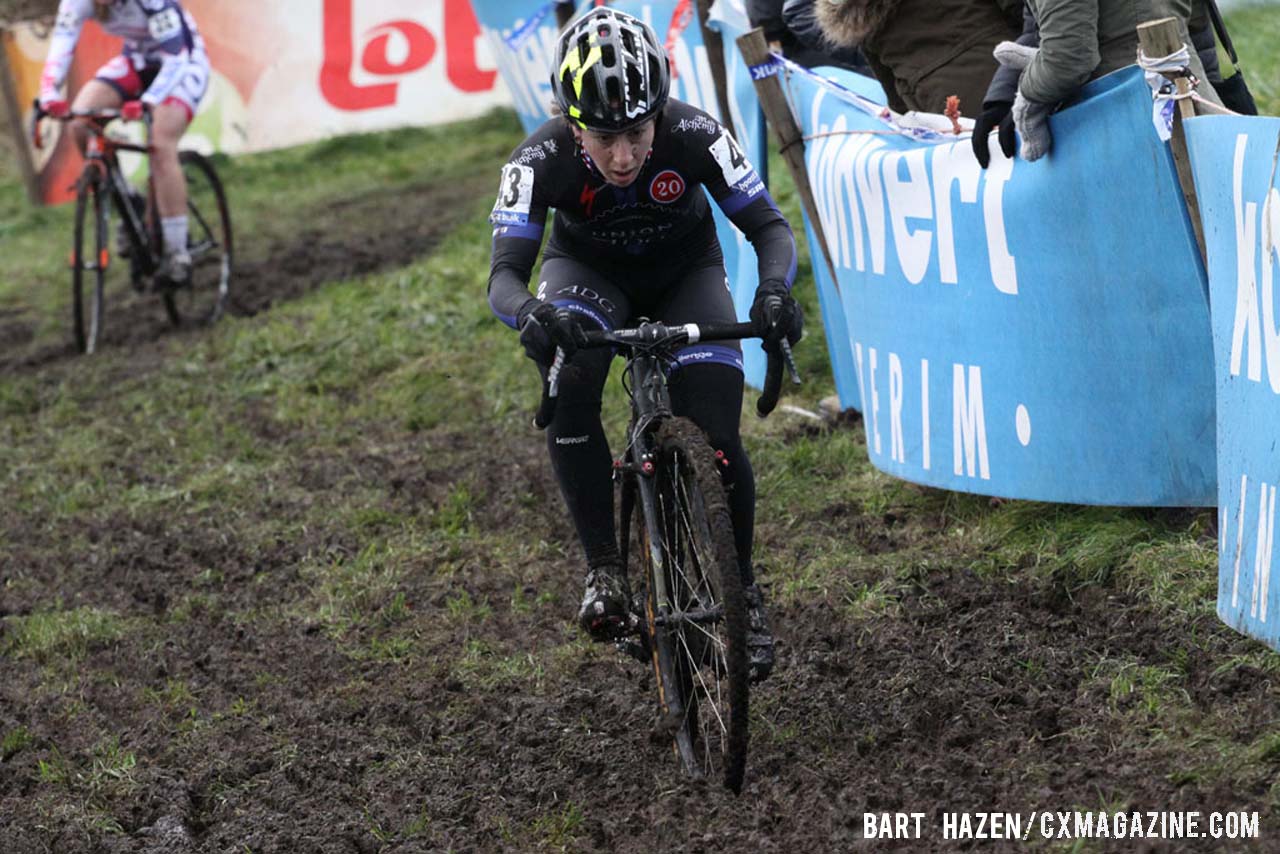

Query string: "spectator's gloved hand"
[[121, 100, 146, 122], [750, 283, 803, 353], [991, 41, 1053, 162], [1011, 91, 1052, 162], [39, 96, 69, 118], [971, 100, 1015, 168], [518, 301, 586, 366], [993, 40, 1038, 71]]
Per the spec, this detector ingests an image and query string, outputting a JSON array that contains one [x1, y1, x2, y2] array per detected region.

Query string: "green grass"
[[2, 606, 132, 664], [1225, 3, 1280, 116]]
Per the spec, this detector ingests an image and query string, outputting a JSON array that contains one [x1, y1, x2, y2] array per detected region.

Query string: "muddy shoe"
[[743, 583, 775, 683], [155, 251, 192, 291], [578, 566, 628, 641]]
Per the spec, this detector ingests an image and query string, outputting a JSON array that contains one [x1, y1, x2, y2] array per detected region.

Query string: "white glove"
[[993, 40, 1039, 71], [1011, 91, 1053, 161], [992, 41, 1053, 161]]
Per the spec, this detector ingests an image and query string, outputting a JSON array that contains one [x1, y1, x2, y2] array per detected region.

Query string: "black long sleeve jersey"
[[487, 99, 798, 328]]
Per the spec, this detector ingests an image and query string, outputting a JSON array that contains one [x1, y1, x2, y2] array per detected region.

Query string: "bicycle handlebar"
[[30, 99, 146, 150], [533, 319, 801, 429]]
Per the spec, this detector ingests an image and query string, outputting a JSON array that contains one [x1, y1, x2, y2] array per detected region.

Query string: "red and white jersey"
[[40, 0, 207, 106]]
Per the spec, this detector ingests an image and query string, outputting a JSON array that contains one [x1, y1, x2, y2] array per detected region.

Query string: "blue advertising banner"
[[1186, 116, 1280, 649], [469, 0, 772, 383], [786, 63, 1217, 504]]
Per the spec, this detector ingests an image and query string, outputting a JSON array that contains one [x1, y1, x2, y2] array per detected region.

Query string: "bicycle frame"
[[37, 105, 161, 275], [82, 123, 161, 276], [620, 346, 676, 619], [539, 318, 795, 615]]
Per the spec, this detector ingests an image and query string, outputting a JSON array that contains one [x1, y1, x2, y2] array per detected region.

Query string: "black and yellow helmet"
[[551, 8, 671, 133]]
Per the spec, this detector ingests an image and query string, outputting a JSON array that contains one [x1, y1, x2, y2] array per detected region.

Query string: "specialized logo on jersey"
[[580, 182, 603, 217], [491, 163, 534, 226], [649, 170, 685, 204]]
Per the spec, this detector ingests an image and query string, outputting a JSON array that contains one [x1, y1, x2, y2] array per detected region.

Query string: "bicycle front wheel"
[[640, 416, 749, 792], [163, 150, 232, 327], [71, 171, 108, 354]]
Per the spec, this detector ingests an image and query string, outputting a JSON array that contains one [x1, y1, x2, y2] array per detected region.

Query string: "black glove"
[[750, 284, 803, 353], [972, 100, 1015, 169], [518, 301, 586, 366]]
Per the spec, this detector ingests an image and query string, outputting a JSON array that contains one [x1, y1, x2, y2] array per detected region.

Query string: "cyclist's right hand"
[[519, 301, 586, 365], [39, 97, 69, 118], [750, 286, 803, 353], [120, 100, 146, 122]]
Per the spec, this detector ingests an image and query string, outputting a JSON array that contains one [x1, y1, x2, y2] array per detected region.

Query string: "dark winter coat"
[[815, 0, 1023, 115], [779, 0, 873, 74], [747, 0, 867, 71]]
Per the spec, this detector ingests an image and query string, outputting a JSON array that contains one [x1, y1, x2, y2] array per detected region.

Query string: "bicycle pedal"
[[615, 637, 649, 665]]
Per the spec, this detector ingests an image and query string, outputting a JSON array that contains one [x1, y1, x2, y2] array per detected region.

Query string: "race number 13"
[[492, 163, 534, 224]]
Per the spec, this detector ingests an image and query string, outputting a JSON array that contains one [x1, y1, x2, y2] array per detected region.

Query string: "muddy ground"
[[3, 167, 1279, 852], [0, 172, 480, 373]]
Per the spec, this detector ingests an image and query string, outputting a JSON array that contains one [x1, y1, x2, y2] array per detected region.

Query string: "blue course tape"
[[749, 57, 782, 81], [778, 54, 966, 144]]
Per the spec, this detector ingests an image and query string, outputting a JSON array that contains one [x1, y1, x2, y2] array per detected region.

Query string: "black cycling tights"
[[546, 354, 756, 586]]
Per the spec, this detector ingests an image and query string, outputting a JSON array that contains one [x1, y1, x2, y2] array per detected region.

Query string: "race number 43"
[[709, 131, 751, 187], [492, 163, 534, 225]]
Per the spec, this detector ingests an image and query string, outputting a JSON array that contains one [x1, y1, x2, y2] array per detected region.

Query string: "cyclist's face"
[[575, 119, 655, 187]]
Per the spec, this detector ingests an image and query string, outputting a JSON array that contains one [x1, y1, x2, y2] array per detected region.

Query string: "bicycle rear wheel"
[[639, 416, 749, 792], [71, 171, 108, 354], [163, 150, 232, 327]]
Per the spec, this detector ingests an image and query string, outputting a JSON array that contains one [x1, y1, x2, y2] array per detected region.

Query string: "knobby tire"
[[163, 150, 232, 327], [71, 171, 107, 354], [639, 416, 749, 793]]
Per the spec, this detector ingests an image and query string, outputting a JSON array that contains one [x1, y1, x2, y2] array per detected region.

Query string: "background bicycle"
[[32, 102, 232, 354]]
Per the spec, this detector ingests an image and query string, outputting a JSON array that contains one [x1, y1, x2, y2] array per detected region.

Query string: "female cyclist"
[[487, 7, 802, 681], [38, 0, 210, 286]]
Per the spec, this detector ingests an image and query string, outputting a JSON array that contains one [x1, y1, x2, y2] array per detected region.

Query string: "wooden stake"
[[735, 27, 843, 298], [0, 27, 41, 205], [1137, 17, 1205, 262]]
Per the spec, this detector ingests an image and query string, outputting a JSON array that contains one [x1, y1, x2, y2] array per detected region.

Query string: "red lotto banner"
[[1, 0, 508, 204]]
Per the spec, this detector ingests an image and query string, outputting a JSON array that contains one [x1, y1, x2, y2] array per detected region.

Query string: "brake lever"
[[779, 338, 802, 385], [533, 347, 566, 430], [31, 99, 44, 150]]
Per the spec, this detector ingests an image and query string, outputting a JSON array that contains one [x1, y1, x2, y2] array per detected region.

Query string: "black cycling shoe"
[[743, 583, 775, 683], [578, 565, 629, 641]]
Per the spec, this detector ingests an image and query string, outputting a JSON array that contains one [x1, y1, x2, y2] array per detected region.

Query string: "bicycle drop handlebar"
[[533, 320, 801, 429], [30, 99, 147, 150]]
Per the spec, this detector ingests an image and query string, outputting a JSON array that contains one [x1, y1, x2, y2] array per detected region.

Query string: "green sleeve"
[[1018, 0, 1101, 105]]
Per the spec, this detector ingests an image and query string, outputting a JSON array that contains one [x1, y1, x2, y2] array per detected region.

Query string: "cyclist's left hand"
[[750, 284, 803, 352], [121, 100, 147, 121]]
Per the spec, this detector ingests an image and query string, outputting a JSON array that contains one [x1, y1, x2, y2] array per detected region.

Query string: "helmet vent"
[[551, 8, 670, 132]]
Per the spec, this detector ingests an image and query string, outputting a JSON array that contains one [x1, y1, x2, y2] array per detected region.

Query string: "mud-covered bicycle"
[[535, 314, 799, 793], [32, 102, 232, 354]]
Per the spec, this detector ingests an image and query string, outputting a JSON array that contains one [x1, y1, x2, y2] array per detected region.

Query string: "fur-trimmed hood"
[[814, 0, 903, 46]]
